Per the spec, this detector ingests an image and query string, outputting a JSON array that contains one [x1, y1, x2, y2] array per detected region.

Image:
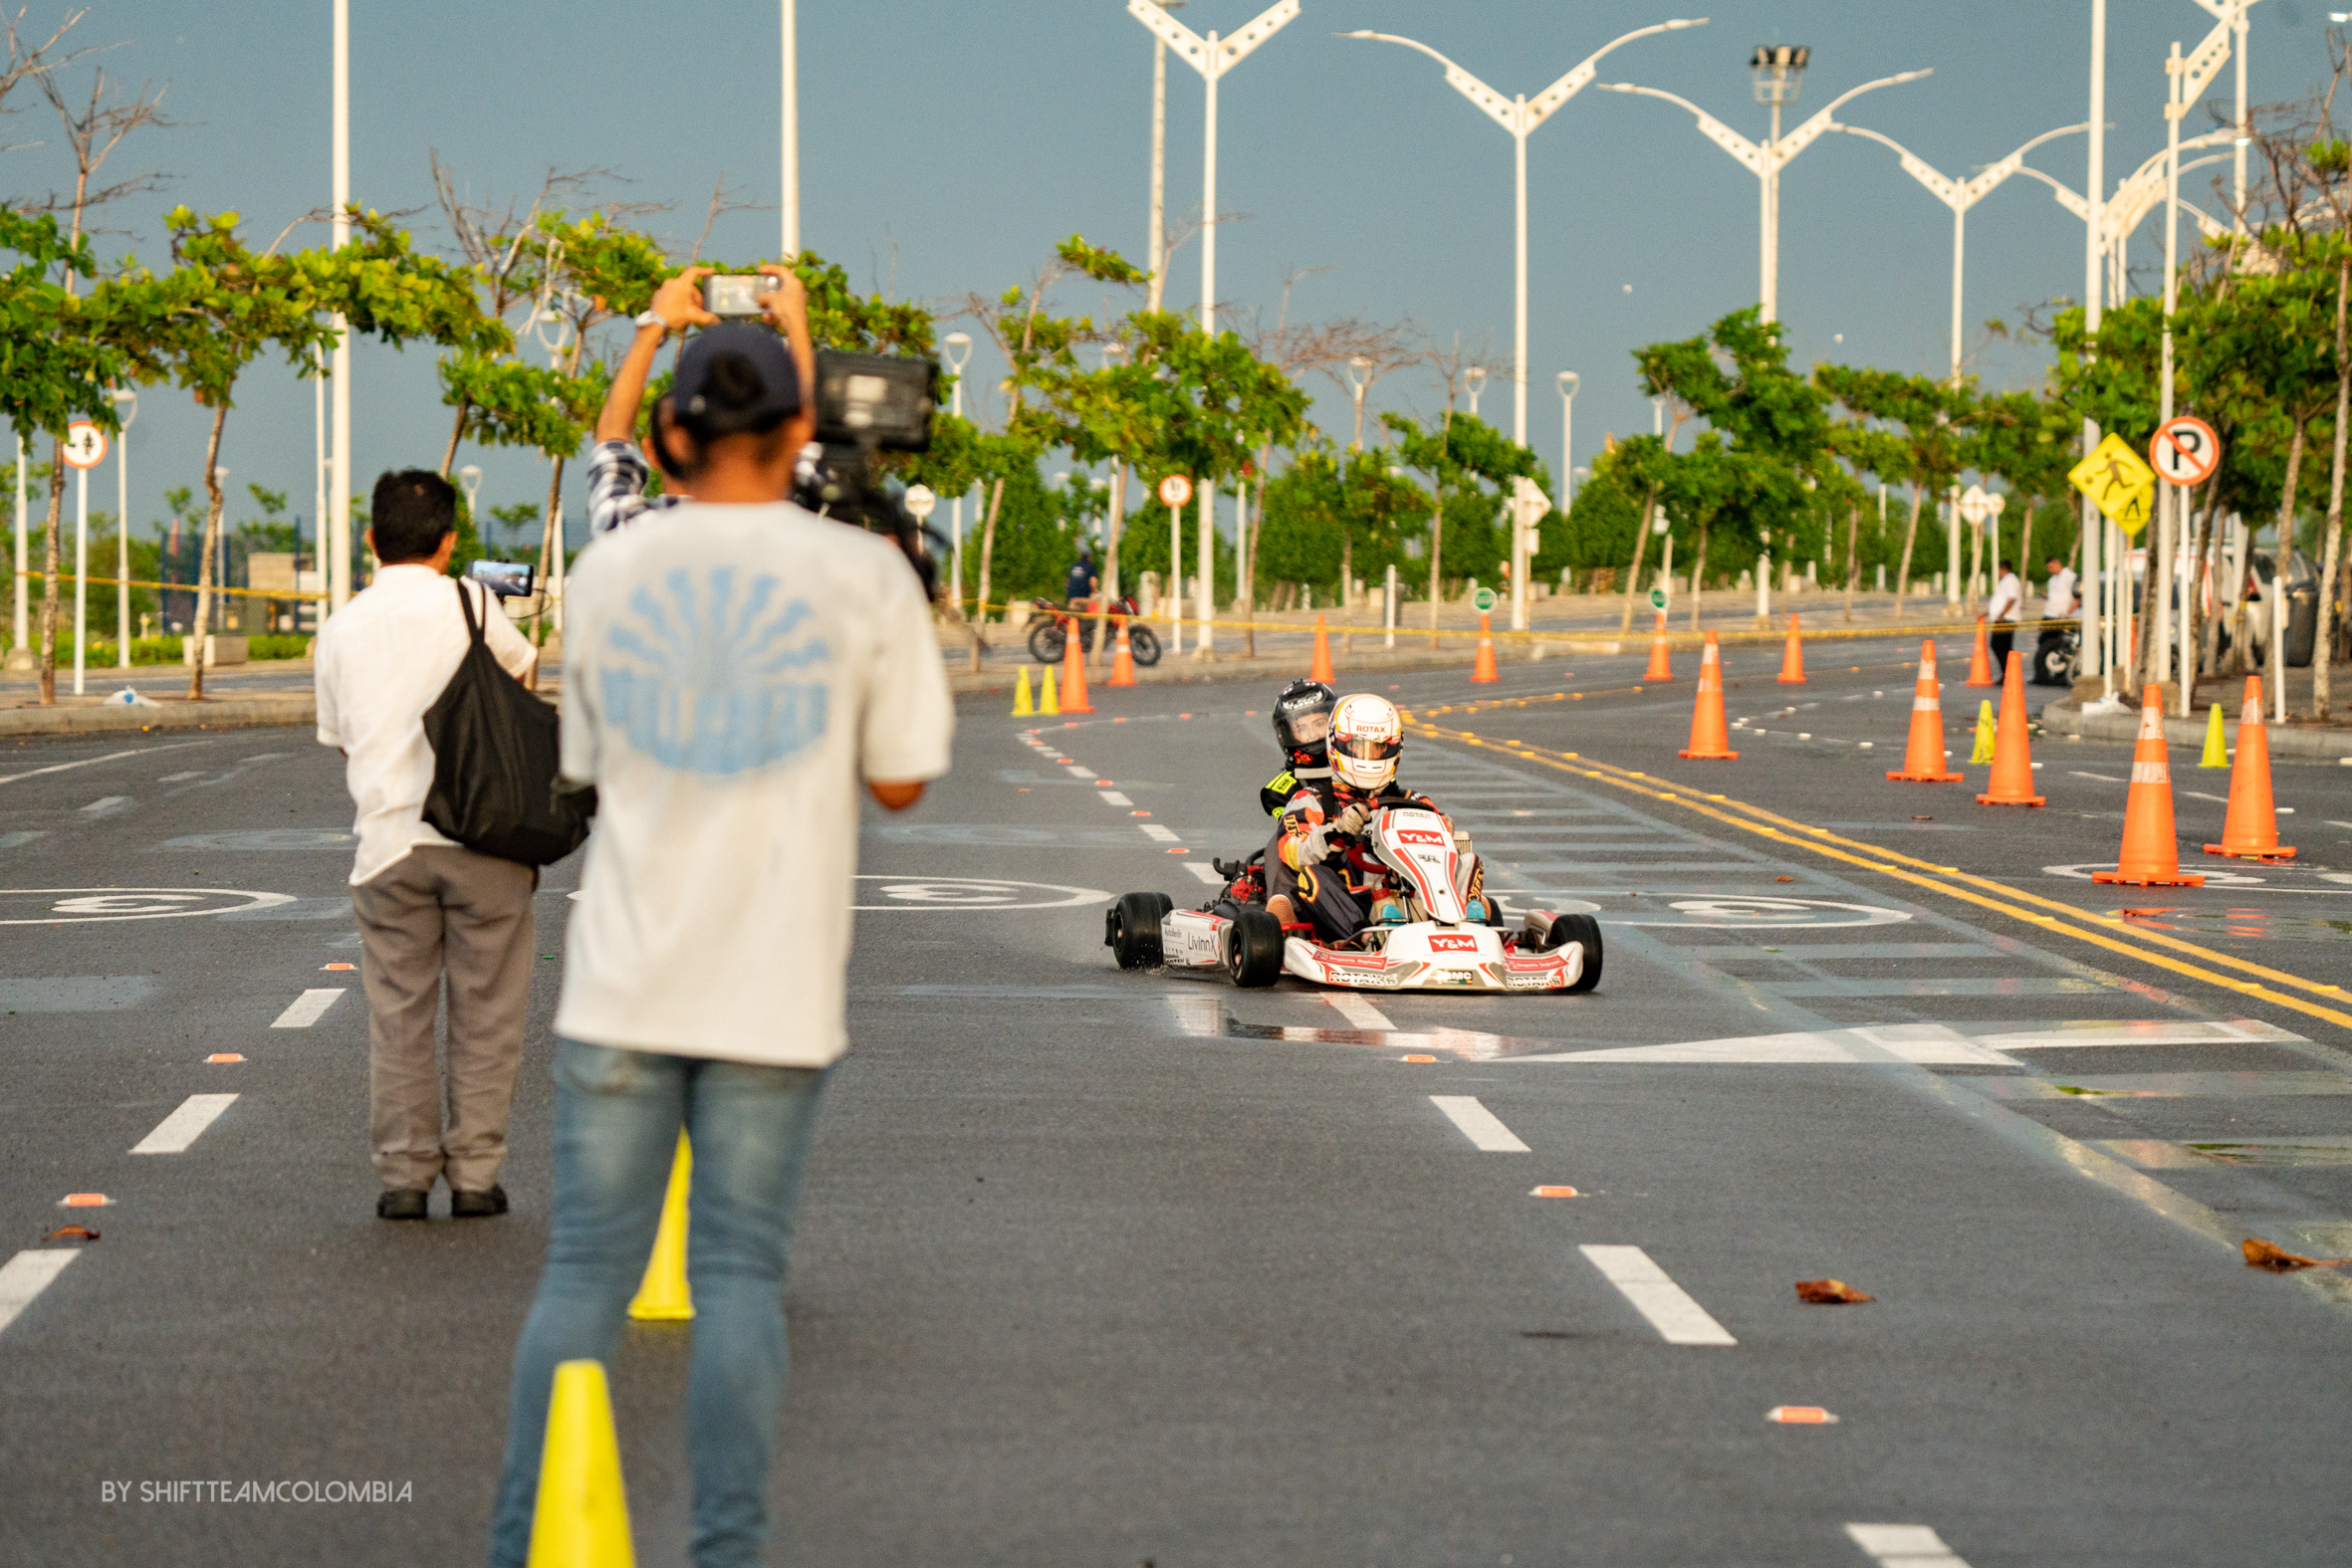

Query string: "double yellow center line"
[[1404, 716, 2352, 1034]]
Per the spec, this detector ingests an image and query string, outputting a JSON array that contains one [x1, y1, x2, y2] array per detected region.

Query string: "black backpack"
[[420, 581, 590, 867]]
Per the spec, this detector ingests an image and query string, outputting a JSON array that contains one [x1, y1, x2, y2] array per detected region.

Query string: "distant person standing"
[[2043, 554, 2078, 618], [1987, 558, 2023, 673], [315, 469, 540, 1221], [1066, 547, 1098, 610], [489, 313, 953, 1568], [2033, 554, 2081, 686]]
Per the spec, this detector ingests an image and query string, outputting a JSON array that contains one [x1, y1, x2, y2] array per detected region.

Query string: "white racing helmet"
[[1329, 692, 1402, 792]]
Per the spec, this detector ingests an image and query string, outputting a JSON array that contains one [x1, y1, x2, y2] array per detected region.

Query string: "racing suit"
[[1268, 778, 1480, 945]]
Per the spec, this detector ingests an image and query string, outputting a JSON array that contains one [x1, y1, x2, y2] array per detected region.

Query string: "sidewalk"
[[2041, 657, 2352, 762]]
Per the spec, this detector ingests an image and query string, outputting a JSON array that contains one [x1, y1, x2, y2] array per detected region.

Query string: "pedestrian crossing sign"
[[2068, 433, 2156, 536]]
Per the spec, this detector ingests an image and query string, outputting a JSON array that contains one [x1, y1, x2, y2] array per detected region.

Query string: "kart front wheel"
[[1106, 892, 1168, 970], [1225, 907, 1285, 988], [1547, 912, 1603, 993]]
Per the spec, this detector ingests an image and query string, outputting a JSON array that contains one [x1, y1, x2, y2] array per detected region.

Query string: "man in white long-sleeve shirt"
[[1987, 558, 2023, 676]]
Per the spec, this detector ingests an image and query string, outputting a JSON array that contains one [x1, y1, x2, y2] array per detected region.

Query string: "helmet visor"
[[1333, 735, 1401, 764]]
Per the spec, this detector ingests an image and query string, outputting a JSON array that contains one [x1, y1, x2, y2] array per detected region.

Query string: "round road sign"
[[1157, 474, 1193, 508], [1472, 585, 1498, 613], [901, 483, 936, 522], [1648, 586, 1668, 610], [62, 420, 108, 470], [2150, 416, 2221, 487]]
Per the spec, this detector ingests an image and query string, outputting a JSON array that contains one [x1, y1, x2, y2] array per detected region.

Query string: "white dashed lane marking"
[[1429, 1095, 1530, 1152], [1579, 1244, 1737, 1345], [130, 1093, 239, 1154], [1062, 765, 1096, 780], [0, 1250, 79, 1337], [1097, 790, 1132, 806], [1846, 1523, 1973, 1567], [1139, 824, 1180, 843], [1182, 862, 1224, 885], [1325, 994, 1394, 1031], [80, 796, 128, 815], [271, 990, 346, 1028]]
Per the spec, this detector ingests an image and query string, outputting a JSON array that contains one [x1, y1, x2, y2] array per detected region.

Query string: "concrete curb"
[[0, 695, 315, 737], [2040, 700, 2352, 761], [942, 642, 1572, 697]]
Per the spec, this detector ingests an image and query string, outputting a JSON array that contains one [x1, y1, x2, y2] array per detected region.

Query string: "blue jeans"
[[488, 1039, 833, 1568]]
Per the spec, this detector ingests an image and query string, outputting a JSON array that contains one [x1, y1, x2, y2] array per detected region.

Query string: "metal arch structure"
[[1596, 67, 1932, 324], [2009, 129, 2238, 302], [1125, 0, 1302, 657], [1824, 120, 2089, 382], [1336, 17, 1707, 631]]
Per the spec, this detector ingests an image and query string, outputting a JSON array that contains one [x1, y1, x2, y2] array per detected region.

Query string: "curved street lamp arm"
[[1526, 18, 1709, 129], [1595, 80, 1763, 174], [1774, 69, 1932, 165], [2010, 163, 2092, 223], [1825, 121, 1960, 208], [1336, 30, 1517, 134]]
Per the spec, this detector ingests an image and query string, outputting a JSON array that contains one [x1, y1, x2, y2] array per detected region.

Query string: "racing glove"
[[1333, 800, 1371, 837], [1294, 823, 1336, 866]]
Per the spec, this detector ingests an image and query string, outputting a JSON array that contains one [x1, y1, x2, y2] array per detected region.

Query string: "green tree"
[[1384, 410, 1543, 635], [1814, 365, 1977, 616]]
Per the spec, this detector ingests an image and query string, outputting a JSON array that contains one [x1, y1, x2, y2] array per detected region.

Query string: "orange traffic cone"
[[1058, 615, 1093, 713], [1964, 616, 1997, 686], [1310, 614, 1334, 683], [2092, 687, 2203, 885], [2205, 676, 2295, 860], [1643, 612, 1673, 680], [1886, 640, 1963, 782], [1976, 652, 2045, 806], [1775, 613, 1806, 684], [1678, 631, 1738, 760], [1107, 616, 1137, 687], [1470, 612, 1500, 684]]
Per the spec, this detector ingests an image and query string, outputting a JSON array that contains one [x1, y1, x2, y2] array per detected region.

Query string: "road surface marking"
[[158, 771, 204, 783], [1097, 790, 1133, 806], [130, 1093, 239, 1154], [1578, 1244, 1737, 1345], [80, 795, 129, 815], [1062, 765, 1096, 780], [2069, 771, 2127, 783], [0, 1250, 80, 1337], [1325, 994, 1395, 1031], [1429, 1095, 1529, 1152], [1845, 1523, 1972, 1566], [271, 990, 346, 1028], [1182, 861, 1224, 885], [0, 742, 201, 788], [1139, 824, 1180, 842], [2185, 790, 2229, 803]]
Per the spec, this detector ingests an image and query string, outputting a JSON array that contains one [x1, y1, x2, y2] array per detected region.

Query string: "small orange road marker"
[[1401, 1054, 1436, 1062], [323, 962, 354, 971], [1529, 1186, 1580, 1198], [62, 1193, 110, 1207], [1765, 1406, 1839, 1425], [206, 1053, 245, 1063]]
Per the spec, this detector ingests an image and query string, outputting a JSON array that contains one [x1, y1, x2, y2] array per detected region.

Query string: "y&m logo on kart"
[[1426, 934, 1481, 953], [1394, 827, 1447, 846]]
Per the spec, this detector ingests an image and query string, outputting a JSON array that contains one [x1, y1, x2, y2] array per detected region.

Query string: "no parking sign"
[[2149, 416, 2221, 487]]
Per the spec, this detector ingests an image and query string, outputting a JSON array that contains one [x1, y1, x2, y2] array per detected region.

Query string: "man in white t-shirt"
[[1986, 558, 2023, 676], [316, 469, 540, 1223], [490, 319, 952, 1568]]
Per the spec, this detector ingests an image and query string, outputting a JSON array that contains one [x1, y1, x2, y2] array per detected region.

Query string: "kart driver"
[[1259, 678, 1337, 817], [1264, 692, 1486, 944]]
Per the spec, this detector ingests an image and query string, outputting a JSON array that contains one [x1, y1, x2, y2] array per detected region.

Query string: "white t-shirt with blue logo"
[[555, 499, 954, 1067]]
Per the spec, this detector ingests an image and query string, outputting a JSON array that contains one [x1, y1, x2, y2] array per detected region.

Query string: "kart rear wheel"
[[1106, 892, 1167, 970], [1547, 912, 1603, 993], [1225, 907, 1285, 988]]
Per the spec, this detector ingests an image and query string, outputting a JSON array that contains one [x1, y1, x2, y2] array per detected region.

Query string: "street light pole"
[[942, 331, 973, 606], [781, 0, 799, 256], [1464, 364, 1486, 420], [1339, 18, 1705, 443], [112, 387, 136, 667], [10, 435, 25, 668], [1345, 355, 1371, 449], [1600, 55, 1932, 324], [328, 0, 352, 614], [1557, 371, 1578, 510]]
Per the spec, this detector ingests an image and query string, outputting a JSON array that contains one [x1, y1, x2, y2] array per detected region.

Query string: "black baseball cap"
[[673, 326, 802, 435]]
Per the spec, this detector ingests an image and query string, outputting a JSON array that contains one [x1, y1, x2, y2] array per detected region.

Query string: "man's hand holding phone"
[[646, 266, 720, 335]]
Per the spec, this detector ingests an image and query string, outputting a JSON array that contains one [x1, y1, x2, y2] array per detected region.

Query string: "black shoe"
[[376, 1188, 430, 1221], [449, 1185, 509, 1219]]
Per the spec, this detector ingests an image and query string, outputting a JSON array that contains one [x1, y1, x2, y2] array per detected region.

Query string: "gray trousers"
[[351, 844, 536, 1192]]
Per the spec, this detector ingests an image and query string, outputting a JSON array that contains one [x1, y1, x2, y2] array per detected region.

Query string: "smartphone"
[[467, 560, 537, 599], [703, 275, 766, 319]]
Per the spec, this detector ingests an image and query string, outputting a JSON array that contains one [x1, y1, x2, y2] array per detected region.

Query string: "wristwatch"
[[633, 309, 667, 332]]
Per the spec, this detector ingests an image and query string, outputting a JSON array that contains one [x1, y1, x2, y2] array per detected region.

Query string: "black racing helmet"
[[1272, 678, 1337, 770]]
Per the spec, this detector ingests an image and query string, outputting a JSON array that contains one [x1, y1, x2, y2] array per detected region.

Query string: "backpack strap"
[[454, 578, 487, 649]]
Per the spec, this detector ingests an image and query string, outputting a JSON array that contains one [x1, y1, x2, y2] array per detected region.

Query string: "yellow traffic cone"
[[1969, 699, 1997, 765], [1011, 666, 1033, 717], [2199, 700, 2229, 768], [526, 1360, 635, 1568], [626, 1133, 693, 1322], [1039, 664, 1059, 716]]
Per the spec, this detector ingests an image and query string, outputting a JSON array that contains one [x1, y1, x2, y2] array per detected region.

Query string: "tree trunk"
[[1843, 503, 1860, 623], [187, 404, 230, 701], [1688, 516, 1710, 630], [1618, 485, 1658, 634], [37, 443, 64, 704], [1091, 464, 1124, 672], [1247, 449, 1270, 659], [2017, 493, 2036, 629], [439, 402, 469, 478], [1894, 482, 1924, 618], [967, 476, 1005, 674], [2315, 253, 2350, 722], [533, 454, 566, 657], [1424, 481, 1443, 646]]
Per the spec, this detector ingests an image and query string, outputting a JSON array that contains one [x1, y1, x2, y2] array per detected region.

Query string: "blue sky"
[[3, 0, 2330, 550]]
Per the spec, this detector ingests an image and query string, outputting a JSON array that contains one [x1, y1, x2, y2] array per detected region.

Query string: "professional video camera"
[[792, 348, 946, 599]]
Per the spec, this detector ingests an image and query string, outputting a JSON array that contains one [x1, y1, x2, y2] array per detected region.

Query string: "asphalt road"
[[3, 631, 2350, 1566]]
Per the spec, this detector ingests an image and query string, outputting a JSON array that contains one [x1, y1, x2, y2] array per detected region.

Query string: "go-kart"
[[1104, 804, 1601, 993]]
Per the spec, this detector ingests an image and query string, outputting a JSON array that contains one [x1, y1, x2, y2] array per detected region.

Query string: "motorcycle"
[[1027, 596, 1163, 666], [2032, 624, 2079, 687]]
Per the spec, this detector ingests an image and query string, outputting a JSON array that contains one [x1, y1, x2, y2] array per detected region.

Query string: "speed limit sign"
[[1157, 474, 1192, 508], [62, 420, 109, 470], [2149, 416, 2220, 487]]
